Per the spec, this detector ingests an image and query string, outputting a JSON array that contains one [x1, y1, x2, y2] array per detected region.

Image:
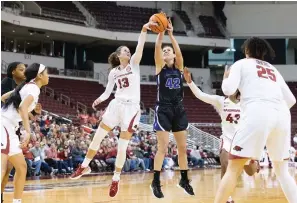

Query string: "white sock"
[[82, 158, 92, 168], [273, 161, 297, 203], [13, 199, 21, 203], [112, 171, 121, 181]]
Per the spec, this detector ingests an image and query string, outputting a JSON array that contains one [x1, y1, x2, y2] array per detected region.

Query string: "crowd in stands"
[[11, 110, 220, 178]]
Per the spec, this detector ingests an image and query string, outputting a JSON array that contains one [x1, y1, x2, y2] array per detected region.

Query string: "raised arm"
[[130, 22, 155, 65], [184, 68, 223, 110], [222, 62, 242, 96], [92, 70, 116, 110], [167, 18, 184, 71], [155, 32, 165, 75]]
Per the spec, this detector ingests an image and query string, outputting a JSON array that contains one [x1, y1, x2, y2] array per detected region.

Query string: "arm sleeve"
[[222, 62, 242, 96], [188, 81, 224, 110], [277, 71, 296, 109], [98, 70, 116, 102]]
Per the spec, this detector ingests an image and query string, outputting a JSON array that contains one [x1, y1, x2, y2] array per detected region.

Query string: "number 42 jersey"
[[157, 66, 184, 105]]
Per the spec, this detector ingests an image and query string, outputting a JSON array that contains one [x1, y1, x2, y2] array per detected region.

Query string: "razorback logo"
[[233, 146, 243, 151]]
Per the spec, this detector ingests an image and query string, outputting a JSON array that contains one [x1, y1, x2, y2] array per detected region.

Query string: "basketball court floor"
[[3, 167, 297, 203]]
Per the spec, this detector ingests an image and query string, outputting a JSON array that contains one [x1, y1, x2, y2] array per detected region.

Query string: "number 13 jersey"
[[110, 63, 140, 103], [157, 66, 184, 105]]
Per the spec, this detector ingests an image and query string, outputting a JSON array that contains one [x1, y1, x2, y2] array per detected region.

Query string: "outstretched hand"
[[143, 21, 158, 31], [183, 67, 192, 83], [167, 18, 173, 35]]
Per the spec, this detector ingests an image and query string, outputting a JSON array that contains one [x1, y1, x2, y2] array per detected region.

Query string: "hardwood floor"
[[3, 167, 297, 203]]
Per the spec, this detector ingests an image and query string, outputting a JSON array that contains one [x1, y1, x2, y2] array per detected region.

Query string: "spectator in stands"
[[29, 142, 44, 176], [190, 146, 205, 168], [71, 143, 85, 167], [106, 145, 118, 166], [22, 143, 35, 177], [132, 144, 146, 171], [45, 143, 71, 174], [78, 110, 89, 125]]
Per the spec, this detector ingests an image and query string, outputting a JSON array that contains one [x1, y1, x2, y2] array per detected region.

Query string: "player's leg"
[[215, 106, 272, 203], [109, 103, 140, 198], [1, 125, 9, 183], [220, 148, 229, 179], [70, 100, 118, 179], [214, 158, 247, 203], [1, 161, 13, 202], [266, 113, 297, 203], [8, 153, 27, 203], [151, 105, 172, 198], [172, 104, 194, 196]]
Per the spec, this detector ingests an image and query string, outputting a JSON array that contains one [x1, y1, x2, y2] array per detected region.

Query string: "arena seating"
[[80, 1, 187, 35], [198, 15, 224, 38], [32, 1, 85, 25], [174, 10, 194, 31]]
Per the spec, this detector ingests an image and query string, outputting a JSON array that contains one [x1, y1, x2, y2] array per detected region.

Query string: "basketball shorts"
[[153, 104, 189, 132], [102, 99, 140, 132], [1, 118, 22, 156], [229, 103, 290, 161]]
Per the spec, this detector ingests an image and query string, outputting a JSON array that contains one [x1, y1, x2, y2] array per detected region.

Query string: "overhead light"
[[218, 64, 223, 67], [46, 35, 50, 38], [10, 41, 13, 43], [226, 48, 236, 52], [12, 30, 15, 33], [18, 45, 20, 47], [30, 33, 33, 35], [27, 42, 30, 45]]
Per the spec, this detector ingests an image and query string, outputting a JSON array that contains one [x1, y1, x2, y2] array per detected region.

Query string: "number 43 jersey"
[[157, 66, 184, 105]]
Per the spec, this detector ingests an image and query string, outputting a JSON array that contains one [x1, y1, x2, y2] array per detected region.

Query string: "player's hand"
[[167, 18, 173, 35], [223, 65, 230, 79], [34, 103, 42, 114], [92, 98, 101, 110], [143, 22, 158, 31], [229, 90, 240, 103], [183, 67, 192, 83], [19, 133, 30, 149]]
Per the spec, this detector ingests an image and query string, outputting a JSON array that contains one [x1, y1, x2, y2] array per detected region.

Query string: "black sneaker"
[[177, 179, 195, 196], [150, 180, 164, 198]]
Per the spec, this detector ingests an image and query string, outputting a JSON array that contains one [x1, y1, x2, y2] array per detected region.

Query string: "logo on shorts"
[[126, 66, 131, 72], [233, 146, 243, 151]]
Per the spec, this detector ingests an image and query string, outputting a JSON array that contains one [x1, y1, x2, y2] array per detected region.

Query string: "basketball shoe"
[[70, 165, 91, 180], [109, 180, 120, 197], [150, 180, 164, 198], [177, 179, 195, 196]]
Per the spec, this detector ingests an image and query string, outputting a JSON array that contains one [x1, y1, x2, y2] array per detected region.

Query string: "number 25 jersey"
[[157, 66, 184, 105]]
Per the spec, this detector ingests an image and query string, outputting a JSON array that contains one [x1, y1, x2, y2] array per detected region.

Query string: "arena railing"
[[187, 124, 221, 155]]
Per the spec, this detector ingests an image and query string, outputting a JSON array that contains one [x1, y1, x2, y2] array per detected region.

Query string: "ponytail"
[[108, 52, 120, 70], [2, 63, 44, 110]]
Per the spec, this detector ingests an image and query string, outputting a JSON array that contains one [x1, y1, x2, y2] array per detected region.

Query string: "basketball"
[[244, 160, 260, 176], [149, 13, 168, 33]]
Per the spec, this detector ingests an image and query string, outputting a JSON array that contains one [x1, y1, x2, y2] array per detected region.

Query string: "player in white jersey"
[[184, 68, 259, 203], [1, 63, 49, 203], [214, 37, 297, 203], [70, 21, 156, 198]]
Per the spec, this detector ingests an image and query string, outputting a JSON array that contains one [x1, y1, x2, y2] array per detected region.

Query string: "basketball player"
[[1, 63, 49, 203], [183, 67, 259, 203], [150, 19, 194, 198], [1, 62, 26, 203], [70, 21, 156, 198], [214, 37, 297, 203]]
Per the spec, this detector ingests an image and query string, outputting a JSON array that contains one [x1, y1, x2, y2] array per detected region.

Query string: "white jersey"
[[1, 82, 40, 127], [222, 58, 295, 109], [99, 61, 140, 103], [188, 82, 241, 145]]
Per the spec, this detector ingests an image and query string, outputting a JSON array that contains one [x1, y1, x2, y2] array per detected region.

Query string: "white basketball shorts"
[[102, 99, 141, 132]]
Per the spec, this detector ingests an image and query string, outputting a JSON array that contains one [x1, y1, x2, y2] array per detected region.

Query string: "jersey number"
[[118, 77, 129, 89], [165, 78, 180, 89], [256, 65, 276, 82], [226, 113, 240, 124]]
